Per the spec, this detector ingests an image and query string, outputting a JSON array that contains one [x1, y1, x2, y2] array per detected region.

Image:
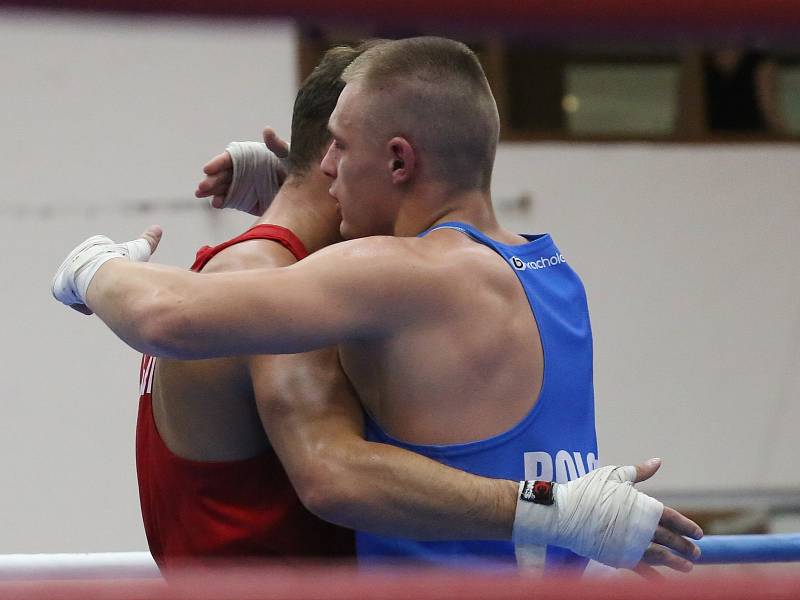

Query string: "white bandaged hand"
[[221, 141, 286, 215], [513, 465, 663, 569], [51, 234, 155, 310]]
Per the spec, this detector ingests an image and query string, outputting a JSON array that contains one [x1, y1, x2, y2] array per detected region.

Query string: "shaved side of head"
[[342, 37, 500, 192]]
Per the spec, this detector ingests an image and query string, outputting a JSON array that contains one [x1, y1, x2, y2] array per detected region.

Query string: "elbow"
[[293, 449, 362, 525], [133, 293, 193, 359]]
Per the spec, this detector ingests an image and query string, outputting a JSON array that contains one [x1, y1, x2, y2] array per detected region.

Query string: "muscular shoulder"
[[300, 234, 507, 320], [312, 234, 480, 272], [365, 230, 513, 284], [306, 236, 452, 288]]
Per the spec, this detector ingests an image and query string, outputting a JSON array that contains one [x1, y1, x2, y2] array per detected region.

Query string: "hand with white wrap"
[[514, 458, 703, 577], [51, 226, 162, 315], [195, 127, 289, 216]]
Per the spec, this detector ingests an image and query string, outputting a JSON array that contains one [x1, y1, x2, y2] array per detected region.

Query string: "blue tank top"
[[358, 222, 598, 572]]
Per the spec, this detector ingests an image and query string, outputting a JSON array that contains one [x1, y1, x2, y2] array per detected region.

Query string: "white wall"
[[1, 11, 798, 553], [492, 144, 800, 496], [0, 10, 295, 553]]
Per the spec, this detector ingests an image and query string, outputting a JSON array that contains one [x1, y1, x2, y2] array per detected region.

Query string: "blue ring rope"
[[694, 533, 800, 564]]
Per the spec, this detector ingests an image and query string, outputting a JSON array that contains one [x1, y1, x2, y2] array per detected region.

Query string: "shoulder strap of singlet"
[[419, 221, 503, 249], [190, 224, 308, 272]]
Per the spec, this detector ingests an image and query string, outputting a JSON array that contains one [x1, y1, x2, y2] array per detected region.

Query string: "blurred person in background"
[[704, 49, 786, 134]]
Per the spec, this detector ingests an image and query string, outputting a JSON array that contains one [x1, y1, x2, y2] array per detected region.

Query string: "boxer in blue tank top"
[[55, 37, 703, 576], [358, 222, 598, 572]]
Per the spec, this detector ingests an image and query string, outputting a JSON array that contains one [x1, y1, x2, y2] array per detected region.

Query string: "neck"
[[393, 183, 503, 238], [255, 169, 341, 254]]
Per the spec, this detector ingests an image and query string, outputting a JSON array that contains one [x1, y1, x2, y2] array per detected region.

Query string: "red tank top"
[[136, 224, 354, 568]]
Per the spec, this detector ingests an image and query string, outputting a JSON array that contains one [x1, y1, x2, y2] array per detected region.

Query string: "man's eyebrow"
[[327, 119, 340, 137], [327, 125, 344, 145]]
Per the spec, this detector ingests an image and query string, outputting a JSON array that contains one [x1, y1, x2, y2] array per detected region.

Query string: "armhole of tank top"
[[382, 222, 554, 454]]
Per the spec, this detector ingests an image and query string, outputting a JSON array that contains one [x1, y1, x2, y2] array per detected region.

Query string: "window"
[[298, 27, 798, 142]]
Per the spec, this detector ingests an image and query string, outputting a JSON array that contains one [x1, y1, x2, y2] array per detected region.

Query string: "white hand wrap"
[[513, 465, 663, 569], [51, 234, 153, 307], [222, 141, 286, 216]]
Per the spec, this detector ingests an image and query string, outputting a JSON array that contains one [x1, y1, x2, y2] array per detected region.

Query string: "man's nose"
[[320, 142, 337, 178]]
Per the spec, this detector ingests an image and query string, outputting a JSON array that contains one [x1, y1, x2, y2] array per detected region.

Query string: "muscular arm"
[[251, 349, 517, 540], [64, 229, 702, 568], [85, 237, 433, 359]]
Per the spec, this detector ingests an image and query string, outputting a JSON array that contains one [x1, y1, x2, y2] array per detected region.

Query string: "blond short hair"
[[342, 37, 500, 192]]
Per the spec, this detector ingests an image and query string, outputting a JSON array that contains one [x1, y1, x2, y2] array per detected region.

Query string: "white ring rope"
[[0, 552, 159, 580], [2, 533, 799, 580]]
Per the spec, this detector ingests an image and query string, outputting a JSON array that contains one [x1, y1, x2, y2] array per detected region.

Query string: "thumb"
[[263, 127, 289, 158], [140, 225, 163, 254], [633, 458, 662, 484]]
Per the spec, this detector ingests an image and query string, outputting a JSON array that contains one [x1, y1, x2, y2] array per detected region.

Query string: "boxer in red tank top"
[[134, 42, 522, 570], [131, 44, 368, 570], [137, 225, 353, 568]]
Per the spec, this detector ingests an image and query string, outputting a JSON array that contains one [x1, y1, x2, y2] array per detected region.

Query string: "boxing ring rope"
[[694, 534, 800, 564], [0, 552, 160, 580], [1, 563, 800, 600], [1, 534, 798, 582]]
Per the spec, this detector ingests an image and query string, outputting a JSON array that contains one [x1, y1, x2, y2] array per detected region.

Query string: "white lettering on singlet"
[[523, 450, 598, 483], [510, 253, 566, 272]]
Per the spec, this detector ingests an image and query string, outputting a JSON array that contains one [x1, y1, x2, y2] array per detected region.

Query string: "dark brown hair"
[[287, 41, 382, 178]]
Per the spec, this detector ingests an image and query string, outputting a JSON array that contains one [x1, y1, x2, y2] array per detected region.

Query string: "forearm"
[[308, 437, 517, 541], [86, 260, 191, 357], [266, 403, 515, 539], [64, 232, 435, 360], [258, 351, 518, 541], [255, 352, 695, 568], [85, 259, 332, 359], [286, 431, 694, 573]]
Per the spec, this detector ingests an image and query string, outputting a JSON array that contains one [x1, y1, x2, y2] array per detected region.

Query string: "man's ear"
[[388, 137, 414, 184]]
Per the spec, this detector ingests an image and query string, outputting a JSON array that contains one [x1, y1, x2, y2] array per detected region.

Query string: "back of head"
[[342, 37, 500, 192], [288, 40, 384, 179]]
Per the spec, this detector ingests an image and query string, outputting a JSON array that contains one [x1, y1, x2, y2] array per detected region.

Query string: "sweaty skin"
[[152, 162, 519, 542], [84, 198, 700, 574], [71, 63, 702, 573]]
